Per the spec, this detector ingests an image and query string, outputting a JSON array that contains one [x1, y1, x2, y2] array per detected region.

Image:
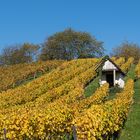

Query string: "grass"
[[107, 86, 123, 100], [84, 77, 100, 97], [119, 79, 140, 140], [124, 64, 136, 81]]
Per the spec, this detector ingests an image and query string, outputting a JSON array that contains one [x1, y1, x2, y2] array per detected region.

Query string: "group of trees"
[[0, 28, 140, 65], [112, 41, 140, 63], [0, 43, 39, 65]]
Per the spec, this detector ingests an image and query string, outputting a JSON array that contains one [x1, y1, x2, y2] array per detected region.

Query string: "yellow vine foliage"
[[72, 83, 109, 113], [74, 79, 134, 140], [121, 57, 134, 72], [0, 84, 109, 139], [0, 58, 134, 139], [115, 57, 125, 66], [0, 58, 103, 139], [0, 59, 99, 109], [111, 57, 116, 61], [0, 60, 63, 92]]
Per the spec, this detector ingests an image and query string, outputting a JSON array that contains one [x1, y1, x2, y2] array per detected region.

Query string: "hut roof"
[[95, 55, 126, 76]]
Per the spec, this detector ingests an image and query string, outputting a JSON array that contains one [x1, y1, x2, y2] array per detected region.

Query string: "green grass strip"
[[84, 77, 100, 97], [119, 79, 140, 140], [124, 64, 136, 81]]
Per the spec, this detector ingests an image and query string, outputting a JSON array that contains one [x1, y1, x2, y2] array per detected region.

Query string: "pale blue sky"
[[0, 0, 140, 54]]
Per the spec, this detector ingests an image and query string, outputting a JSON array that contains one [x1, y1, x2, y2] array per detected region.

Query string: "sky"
[[0, 0, 140, 54]]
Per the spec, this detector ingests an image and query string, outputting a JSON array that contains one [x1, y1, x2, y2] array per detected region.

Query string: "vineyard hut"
[[96, 56, 126, 88]]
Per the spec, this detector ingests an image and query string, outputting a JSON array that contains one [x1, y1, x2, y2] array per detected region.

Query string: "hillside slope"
[[0, 60, 63, 92], [0, 57, 138, 139]]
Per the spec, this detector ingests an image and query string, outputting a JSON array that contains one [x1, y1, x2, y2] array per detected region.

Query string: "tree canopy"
[[112, 41, 140, 63], [40, 28, 104, 60], [0, 43, 39, 65]]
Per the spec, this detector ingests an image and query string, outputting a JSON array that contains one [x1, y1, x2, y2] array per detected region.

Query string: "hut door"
[[106, 72, 114, 87]]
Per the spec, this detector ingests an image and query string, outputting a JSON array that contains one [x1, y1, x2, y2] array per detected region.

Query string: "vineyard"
[[0, 57, 139, 140], [0, 60, 64, 92]]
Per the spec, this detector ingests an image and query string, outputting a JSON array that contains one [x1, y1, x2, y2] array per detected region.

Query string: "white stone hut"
[[95, 56, 126, 88]]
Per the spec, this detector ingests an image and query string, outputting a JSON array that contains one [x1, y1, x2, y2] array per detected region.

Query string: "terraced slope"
[[0, 60, 63, 92], [0, 58, 101, 139], [0, 57, 136, 139]]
